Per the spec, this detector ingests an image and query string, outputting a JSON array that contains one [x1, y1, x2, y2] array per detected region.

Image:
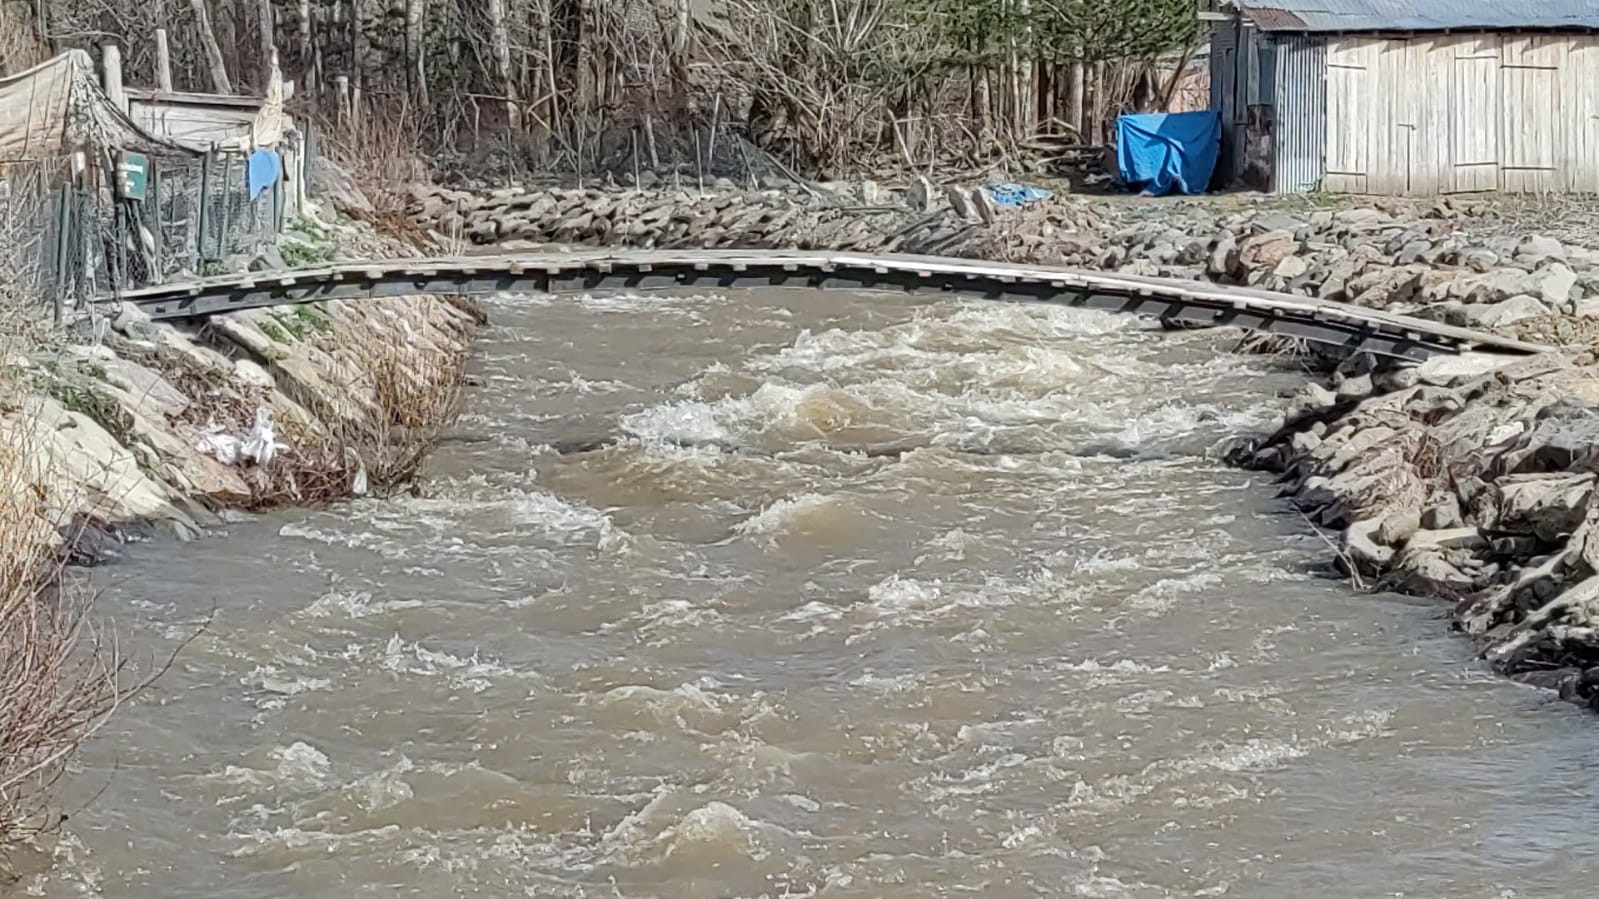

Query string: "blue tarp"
[[247, 148, 281, 199], [1114, 110, 1220, 196], [984, 182, 1052, 207]]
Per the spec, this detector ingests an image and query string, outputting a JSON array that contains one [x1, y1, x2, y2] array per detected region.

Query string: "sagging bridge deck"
[[102, 249, 1549, 361]]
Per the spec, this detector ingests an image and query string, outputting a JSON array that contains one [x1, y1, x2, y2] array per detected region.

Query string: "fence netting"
[[1, 147, 285, 320]]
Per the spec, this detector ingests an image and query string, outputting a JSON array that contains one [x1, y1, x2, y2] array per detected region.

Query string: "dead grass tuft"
[[242, 316, 466, 508], [317, 101, 433, 244]]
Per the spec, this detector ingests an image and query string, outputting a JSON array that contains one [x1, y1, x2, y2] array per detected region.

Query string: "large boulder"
[[1464, 295, 1551, 330], [1237, 229, 1299, 273], [1515, 234, 1567, 264], [1532, 262, 1578, 306]]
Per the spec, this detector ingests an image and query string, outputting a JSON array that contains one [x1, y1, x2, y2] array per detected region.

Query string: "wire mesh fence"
[[1, 148, 286, 321], [195, 151, 283, 264], [0, 161, 65, 316]]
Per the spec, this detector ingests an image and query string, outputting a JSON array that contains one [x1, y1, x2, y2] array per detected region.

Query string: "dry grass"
[[0, 319, 136, 852], [243, 314, 467, 508], [317, 100, 433, 243]]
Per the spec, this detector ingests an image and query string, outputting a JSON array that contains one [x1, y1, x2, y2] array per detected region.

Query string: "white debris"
[[196, 407, 286, 467]]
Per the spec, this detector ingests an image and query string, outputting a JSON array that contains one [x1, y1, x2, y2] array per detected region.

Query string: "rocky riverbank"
[[410, 179, 1599, 708], [5, 195, 478, 564], [409, 183, 1599, 348], [1238, 351, 1599, 708]]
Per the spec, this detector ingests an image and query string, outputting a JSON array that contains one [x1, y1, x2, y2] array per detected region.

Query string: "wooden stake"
[[101, 44, 127, 112], [155, 29, 174, 93]]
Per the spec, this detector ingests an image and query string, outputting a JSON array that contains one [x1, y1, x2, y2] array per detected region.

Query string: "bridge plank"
[[99, 249, 1551, 360]]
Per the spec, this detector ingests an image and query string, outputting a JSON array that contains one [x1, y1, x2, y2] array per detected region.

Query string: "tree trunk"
[[972, 65, 992, 148], [574, 0, 597, 119], [1159, 45, 1195, 112], [652, 0, 691, 113], [529, 0, 555, 162], [349, 0, 365, 97], [405, 0, 428, 105], [1069, 59, 1085, 139], [188, 0, 233, 93], [486, 0, 520, 129], [256, 0, 275, 89]]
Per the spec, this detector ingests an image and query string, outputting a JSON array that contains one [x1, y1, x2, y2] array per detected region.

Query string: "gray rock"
[[1291, 430, 1324, 455], [1287, 381, 1339, 420], [1394, 239, 1433, 265], [1462, 268, 1532, 304], [971, 187, 998, 225], [1488, 473, 1597, 541], [1464, 295, 1550, 329], [112, 302, 157, 341], [233, 358, 276, 389], [1377, 506, 1423, 547], [1422, 495, 1465, 530], [1515, 234, 1566, 263], [1347, 265, 1424, 308], [1238, 230, 1299, 272], [1274, 254, 1310, 280], [1335, 373, 1374, 401], [945, 186, 977, 222], [1334, 208, 1391, 225], [1253, 213, 1306, 235], [1415, 352, 1517, 387], [907, 176, 934, 213], [1341, 518, 1395, 576], [1532, 262, 1578, 305], [1208, 235, 1238, 278], [1460, 248, 1500, 273]]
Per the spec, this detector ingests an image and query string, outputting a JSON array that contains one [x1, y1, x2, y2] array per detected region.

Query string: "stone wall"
[[410, 185, 1599, 347]]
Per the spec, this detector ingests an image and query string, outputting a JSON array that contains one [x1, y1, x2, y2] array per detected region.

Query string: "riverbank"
[[0, 175, 478, 844], [9, 210, 479, 559], [409, 179, 1599, 708]]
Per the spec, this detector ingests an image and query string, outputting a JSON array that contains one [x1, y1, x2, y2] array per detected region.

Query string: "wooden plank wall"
[[1322, 32, 1599, 195]]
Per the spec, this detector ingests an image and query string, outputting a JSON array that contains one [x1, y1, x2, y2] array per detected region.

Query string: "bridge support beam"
[[99, 250, 1549, 362]]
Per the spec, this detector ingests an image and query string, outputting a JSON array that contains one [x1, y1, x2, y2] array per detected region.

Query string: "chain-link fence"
[[1, 146, 288, 321], [0, 160, 67, 317], [193, 150, 283, 265]]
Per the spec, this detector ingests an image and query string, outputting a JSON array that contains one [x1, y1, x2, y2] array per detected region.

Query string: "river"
[[26, 287, 1599, 898]]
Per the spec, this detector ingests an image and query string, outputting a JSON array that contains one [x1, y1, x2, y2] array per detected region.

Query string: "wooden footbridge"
[[102, 249, 1549, 361]]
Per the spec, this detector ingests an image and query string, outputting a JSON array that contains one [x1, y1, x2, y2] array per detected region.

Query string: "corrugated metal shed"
[[1234, 1, 1599, 33], [1270, 35, 1326, 192]]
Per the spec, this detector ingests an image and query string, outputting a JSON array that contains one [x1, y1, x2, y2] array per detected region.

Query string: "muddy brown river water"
[[25, 288, 1599, 898]]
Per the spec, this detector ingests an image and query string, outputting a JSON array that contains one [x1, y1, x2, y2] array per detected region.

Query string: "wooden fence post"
[[102, 44, 127, 113], [155, 29, 174, 93]]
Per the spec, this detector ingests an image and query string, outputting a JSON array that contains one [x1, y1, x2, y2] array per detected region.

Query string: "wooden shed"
[[1210, 0, 1599, 194]]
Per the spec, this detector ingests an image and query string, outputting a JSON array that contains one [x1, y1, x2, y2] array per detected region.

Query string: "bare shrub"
[[0, 309, 134, 852], [316, 100, 432, 241], [0, 161, 183, 854], [242, 311, 466, 508]]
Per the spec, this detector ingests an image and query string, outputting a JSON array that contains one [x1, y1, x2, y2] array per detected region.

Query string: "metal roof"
[[1232, 1, 1599, 33]]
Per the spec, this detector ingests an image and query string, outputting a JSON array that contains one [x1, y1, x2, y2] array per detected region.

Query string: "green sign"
[[116, 151, 149, 201]]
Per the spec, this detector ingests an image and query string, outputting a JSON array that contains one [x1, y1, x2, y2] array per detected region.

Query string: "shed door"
[[1500, 36, 1563, 193], [1451, 38, 1500, 192], [1324, 39, 1375, 193]]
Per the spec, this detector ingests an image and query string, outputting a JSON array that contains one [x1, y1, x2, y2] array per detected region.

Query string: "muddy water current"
[[31, 288, 1599, 898]]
